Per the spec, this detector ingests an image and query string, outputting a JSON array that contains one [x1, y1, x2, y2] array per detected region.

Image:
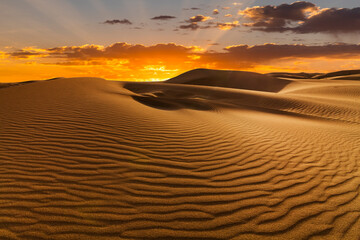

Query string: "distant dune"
[[267, 72, 320, 79], [0, 69, 360, 239], [166, 68, 291, 92], [314, 69, 360, 79]]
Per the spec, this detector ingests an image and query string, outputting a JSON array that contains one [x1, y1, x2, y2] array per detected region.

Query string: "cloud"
[[194, 43, 360, 70], [103, 19, 132, 25], [187, 15, 212, 23], [240, 2, 360, 34], [10, 50, 42, 58], [151, 15, 176, 20], [220, 43, 360, 62], [240, 1, 318, 29], [43, 43, 204, 65], [240, 1, 318, 21], [8, 47, 49, 59], [4, 42, 360, 81], [9, 42, 360, 65], [293, 7, 360, 33], [178, 20, 240, 31], [177, 15, 218, 31], [177, 15, 213, 31], [178, 11, 241, 31], [179, 23, 200, 30], [183, 7, 201, 11], [216, 21, 240, 30]]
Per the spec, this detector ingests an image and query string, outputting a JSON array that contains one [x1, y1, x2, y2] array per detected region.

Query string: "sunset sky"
[[1, 0, 360, 82]]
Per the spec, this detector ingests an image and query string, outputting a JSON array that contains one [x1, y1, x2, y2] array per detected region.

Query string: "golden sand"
[[0, 69, 359, 239]]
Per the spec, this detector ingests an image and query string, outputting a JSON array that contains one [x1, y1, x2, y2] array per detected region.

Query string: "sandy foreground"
[[0, 69, 359, 239]]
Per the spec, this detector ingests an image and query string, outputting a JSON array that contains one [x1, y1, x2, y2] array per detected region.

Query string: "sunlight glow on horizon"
[[2, 50, 360, 82], [1, 0, 360, 82]]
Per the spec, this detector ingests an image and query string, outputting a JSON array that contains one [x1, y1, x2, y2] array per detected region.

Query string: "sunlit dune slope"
[[0, 69, 360, 240]]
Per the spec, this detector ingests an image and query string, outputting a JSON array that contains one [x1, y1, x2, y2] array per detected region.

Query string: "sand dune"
[[0, 69, 360, 239], [167, 69, 291, 92], [314, 70, 360, 79], [267, 72, 319, 79]]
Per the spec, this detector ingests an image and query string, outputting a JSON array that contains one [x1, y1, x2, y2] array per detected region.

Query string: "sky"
[[1, 0, 360, 82]]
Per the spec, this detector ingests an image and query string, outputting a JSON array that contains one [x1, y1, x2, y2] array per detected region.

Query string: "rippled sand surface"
[[1, 69, 359, 239]]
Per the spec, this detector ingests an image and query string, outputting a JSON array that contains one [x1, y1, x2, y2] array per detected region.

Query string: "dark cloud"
[[215, 21, 240, 30], [186, 15, 211, 23], [183, 7, 201, 11], [151, 15, 176, 20], [242, 1, 316, 21], [146, 43, 360, 69], [179, 23, 200, 30], [293, 7, 360, 33], [240, 1, 317, 29], [7, 42, 360, 76], [177, 15, 212, 31], [219, 43, 360, 62], [103, 19, 132, 25], [178, 19, 240, 31], [46, 43, 197, 61], [241, 2, 360, 34], [9, 51, 41, 58], [14, 42, 360, 67]]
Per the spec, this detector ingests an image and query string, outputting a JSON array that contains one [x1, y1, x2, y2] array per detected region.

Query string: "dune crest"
[[1, 69, 360, 239]]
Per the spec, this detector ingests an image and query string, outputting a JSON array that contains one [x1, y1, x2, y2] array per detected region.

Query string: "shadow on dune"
[[124, 82, 354, 123], [131, 94, 214, 111], [124, 68, 292, 111]]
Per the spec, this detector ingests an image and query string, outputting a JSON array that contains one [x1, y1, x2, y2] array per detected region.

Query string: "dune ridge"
[[0, 69, 360, 239]]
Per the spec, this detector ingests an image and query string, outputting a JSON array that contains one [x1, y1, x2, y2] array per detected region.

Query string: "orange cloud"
[[2, 42, 360, 82], [0, 51, 8, 59], [216, 21, 240, 30], [187, 15, 212, 23]]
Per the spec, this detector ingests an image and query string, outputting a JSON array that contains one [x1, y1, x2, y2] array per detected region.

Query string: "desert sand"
[[0, 69, 359, 239]]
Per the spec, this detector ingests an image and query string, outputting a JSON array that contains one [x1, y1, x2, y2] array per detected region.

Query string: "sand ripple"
[[0, 73, 360, 239]]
